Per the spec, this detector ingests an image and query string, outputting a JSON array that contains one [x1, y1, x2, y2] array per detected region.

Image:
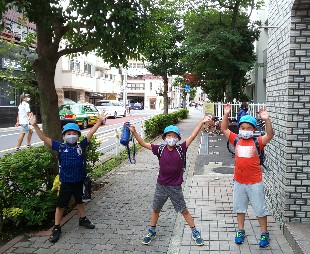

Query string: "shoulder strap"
[[252, 137, 261, 155], [233, 137, 240, 147], [176, 145, 186, 170], [157, 144, 166, 159]]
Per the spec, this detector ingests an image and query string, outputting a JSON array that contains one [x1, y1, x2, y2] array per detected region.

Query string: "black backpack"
[[157, 144, 186, 171], [233, 137, 265, 166]]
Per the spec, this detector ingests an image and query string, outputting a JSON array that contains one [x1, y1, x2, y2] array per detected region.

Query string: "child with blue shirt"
[[128, 115, 211, 246], [29, 112, 107, 243]]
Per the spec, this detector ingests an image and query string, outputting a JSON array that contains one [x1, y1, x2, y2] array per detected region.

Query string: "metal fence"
[[205, 102, 266, 119]]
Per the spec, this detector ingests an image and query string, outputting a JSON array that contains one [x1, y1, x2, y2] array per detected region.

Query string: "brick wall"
[[266, 0, 310, 227]]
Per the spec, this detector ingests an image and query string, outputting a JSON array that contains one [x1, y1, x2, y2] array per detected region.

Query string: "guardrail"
[[93, 116, 150, 156]]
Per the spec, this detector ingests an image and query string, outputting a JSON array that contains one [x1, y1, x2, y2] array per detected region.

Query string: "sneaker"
[[79, 217, 95, 229], [27, 145, 32, 148], [49, 227, 61, 243], [259, 232, 269, 248], [15, 148, 21, 152], [142, 228, 156, 245], [192, 230, 204, 246], [235, 229, 245, 244]]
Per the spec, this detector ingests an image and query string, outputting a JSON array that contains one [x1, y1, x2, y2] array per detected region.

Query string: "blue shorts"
[[152, 184, 187, 213], [20, 124, 31, 133], [233, 180, 268, 217]]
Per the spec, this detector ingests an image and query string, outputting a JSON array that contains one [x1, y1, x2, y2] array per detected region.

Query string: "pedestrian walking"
[[221, 104, 274, 248], [127, 115, 212, 246], [236, 102, 249, 126], [15, 93, 33, 151], [29, 111, 107, 243]]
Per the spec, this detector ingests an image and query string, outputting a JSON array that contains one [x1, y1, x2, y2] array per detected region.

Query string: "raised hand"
[[223, 103, 231, 115], [201, 115, 212, 123], [258, 107, 269, 121], [28, 112, 37, 125], [127, 124, 136, 133], [99, 111, 108, 121]]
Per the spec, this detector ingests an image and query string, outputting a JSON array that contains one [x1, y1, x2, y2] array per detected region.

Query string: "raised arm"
[[221, 104, 232, 139], [86, 112, 108, 142], [186, 115, 212, 148], [127, 124, 152, 150], [259, 108, 274, 145], [29, 113, 52, 147]]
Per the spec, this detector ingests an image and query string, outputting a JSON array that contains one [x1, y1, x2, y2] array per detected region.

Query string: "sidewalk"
[[1, 110, 295, 254]]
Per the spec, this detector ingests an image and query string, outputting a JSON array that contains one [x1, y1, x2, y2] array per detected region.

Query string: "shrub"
[[0, 147, 56, 232], [144, 109, 189, 138]]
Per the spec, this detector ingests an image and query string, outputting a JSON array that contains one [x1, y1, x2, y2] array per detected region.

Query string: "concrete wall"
[[265, 0, 310, 227]]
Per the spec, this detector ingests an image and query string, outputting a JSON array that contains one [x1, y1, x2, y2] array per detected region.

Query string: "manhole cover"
[[213, 167, 234, 174]]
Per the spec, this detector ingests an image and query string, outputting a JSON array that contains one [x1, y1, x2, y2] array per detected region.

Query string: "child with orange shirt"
[[221, 104, 274, 248]]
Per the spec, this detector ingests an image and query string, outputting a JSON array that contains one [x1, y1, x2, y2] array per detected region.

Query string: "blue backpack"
[[120, 122, 136, 164]]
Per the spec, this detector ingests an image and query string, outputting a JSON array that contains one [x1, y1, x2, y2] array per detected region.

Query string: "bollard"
[[140, 120, 145, 139], [115, 128, 120, 156]]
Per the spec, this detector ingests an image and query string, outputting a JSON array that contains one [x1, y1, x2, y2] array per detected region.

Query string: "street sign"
[[184, 84, 190, 92]]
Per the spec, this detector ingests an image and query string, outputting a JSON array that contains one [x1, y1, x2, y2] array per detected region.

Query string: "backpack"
[[233, 137, 265, 166], [157, 144, 186, 171], [120, 122, 136, 164]]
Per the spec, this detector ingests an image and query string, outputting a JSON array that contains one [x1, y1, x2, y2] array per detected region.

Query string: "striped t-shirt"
[[52, 138, 88, 182]]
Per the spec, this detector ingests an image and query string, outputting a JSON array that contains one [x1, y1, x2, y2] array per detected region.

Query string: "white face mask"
[[165, 138, 179, 146], [238, 130, 254, 139], [64, 135, 79, 144]]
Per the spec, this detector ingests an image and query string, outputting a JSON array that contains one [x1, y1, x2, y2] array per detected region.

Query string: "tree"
[[0, 1, 151, 141], [141, 0, 185, 114], [182, 1, 261, 102]]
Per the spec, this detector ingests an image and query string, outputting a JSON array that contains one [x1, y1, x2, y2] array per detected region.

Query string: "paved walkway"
[[1, 110, 295, 254]]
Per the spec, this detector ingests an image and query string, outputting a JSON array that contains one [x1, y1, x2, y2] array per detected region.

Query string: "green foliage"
[[0, 147, 56, 231], [144, 109, 189, 138], [181, 4, 261, 101], [0, 135, 102, 232], [80, 135, 103, 174]]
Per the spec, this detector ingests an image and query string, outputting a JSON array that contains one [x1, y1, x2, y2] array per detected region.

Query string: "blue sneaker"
[[142, 228, 156, 245], [192, 230, 204, 246], [235, 229, 245, 244], [259, 232, 269, 248]]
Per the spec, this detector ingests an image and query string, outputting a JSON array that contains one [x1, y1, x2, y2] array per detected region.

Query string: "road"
[[0, 109, 160, 157]]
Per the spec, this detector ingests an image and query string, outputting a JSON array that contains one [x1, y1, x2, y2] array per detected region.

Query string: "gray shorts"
[[20, 124, 31, 133], [152, 183, 187, 213], [233, 180, 269, 217]]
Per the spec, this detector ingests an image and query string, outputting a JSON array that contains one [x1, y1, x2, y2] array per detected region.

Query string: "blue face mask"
[[238, 130, 253, 139], [165, 138, 178, 146], [64, 135, 79, 144]]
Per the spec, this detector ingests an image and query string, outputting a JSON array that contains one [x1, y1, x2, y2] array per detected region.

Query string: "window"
[[150, 82, 152, 91], [127, 83, 145, 90], [70, 59, 75, 71]]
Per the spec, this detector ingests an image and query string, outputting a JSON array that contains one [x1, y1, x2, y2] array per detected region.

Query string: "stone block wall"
[[266, 0, 310, 227]]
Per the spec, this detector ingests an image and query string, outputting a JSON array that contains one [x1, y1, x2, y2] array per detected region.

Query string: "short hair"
[[241, 102, 248, 109]]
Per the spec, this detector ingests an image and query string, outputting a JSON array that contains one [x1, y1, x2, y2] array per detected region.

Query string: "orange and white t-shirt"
[[229, 132, 265, 184]]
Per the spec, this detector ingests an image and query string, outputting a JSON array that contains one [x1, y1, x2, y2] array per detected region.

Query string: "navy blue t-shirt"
[[52, 138, 88, 183]]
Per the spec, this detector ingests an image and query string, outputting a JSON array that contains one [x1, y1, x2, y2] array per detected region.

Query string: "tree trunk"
[[163, 74, 169, 115], [226, 78, 233, 102], [33, 56, 62, 142], [182, 91, 187, 109]]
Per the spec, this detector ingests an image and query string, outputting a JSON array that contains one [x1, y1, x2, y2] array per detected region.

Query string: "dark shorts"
[[57, 181, 83, 208], [152, 183, 187, 213]]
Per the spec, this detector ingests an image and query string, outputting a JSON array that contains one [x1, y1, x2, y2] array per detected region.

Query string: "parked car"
[[95, 100, 126, 118], [132, 102, 143, 110], [59, 103, 106, 129]]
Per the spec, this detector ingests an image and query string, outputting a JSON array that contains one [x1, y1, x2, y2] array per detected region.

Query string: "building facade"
[[264, 0, 310, 227]]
